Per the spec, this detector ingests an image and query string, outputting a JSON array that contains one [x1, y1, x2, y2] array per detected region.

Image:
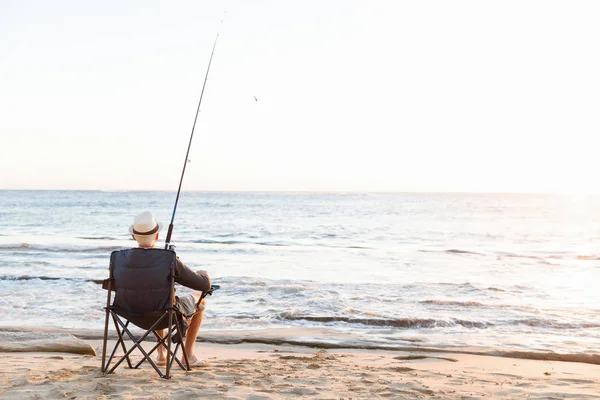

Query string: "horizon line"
[[0, 188, 597, 196]]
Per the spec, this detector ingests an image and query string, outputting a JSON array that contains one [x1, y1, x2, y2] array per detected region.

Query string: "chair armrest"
[[197, 284, 220, 305], [102, 279, 116, 291], [206, 284, 220, 296]]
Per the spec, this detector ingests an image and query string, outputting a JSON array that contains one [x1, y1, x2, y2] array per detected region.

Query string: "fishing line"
[[165, 19, 223, 249]]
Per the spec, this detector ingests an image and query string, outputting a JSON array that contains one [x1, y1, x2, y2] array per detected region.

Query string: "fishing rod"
[[165, 24, 222, 250]]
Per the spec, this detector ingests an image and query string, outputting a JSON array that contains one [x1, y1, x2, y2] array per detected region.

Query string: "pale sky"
[[1, 1, 598, 193]]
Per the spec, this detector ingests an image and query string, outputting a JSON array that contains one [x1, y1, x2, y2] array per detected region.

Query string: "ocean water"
[[1, 190, 600, 358]]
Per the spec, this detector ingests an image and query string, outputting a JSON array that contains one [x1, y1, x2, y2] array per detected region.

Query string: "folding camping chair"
[[100, 248, 217, 379]]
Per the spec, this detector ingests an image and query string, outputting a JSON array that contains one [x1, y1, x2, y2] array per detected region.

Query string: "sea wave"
[[445, 249, 484, 256], [0, 238, 373, 253], [76, 236, 118, 241], [276, 314, 491, 329], [508, 318, 600, 329], [0, 275, 104, 284], [189, 238, 371, 250], [191, 239, 248, 245], [420, 299, 485, 307], [268, 313, 600, 330], [214, 232, 260, 238], [0, 243, 126, 254], [418, 300, 580, 316], [497, 251, 599, 262], [420, 248, 600, 261], [190, 239, 293, 247], [420, 249, 484, 256]]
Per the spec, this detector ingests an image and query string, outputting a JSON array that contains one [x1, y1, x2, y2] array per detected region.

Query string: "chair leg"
[[149, 330, 188, 371], [174, 313, 191, 371], [101, 280, 114, 374], [102, 310, 189, 378], [110, 314, 134, 369], [166, 310, 173, 379], [106, 316, 162, 377], [110, 313, 172, 378], [134, 333, 170, 369], [101, 307, 110, 373], [170, 343, 183, 370], [180, 344, 190, 371], [104, 338, 121, 373], [103, 314, 133, 374]]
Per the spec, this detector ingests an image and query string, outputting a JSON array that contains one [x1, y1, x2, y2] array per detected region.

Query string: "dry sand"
[[2, 338, 600, 399]]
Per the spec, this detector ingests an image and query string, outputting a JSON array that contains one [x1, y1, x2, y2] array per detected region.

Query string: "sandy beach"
[[1, 328, 600, 399]]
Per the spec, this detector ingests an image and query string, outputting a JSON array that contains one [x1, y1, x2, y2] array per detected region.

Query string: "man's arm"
[[174, 258, 212, 292]]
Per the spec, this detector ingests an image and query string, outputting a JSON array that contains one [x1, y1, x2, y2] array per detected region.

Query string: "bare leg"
[[157, 293, 205, 362], [156, 329, 166, 361], [185, 294, 206, 359]]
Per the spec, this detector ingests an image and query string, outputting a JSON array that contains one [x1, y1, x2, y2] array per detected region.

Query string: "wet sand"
[[1, 329, 600, 399]]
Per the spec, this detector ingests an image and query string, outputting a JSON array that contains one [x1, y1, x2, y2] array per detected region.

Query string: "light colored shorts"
[[175, 294, 205, 318]]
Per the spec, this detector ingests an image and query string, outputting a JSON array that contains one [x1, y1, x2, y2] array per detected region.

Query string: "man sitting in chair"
[[129, 211, 211, 368]]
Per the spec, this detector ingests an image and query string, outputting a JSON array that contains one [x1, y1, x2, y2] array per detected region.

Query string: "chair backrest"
[[110, 248, 177, 316]]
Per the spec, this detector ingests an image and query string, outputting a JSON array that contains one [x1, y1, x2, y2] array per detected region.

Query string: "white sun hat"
[[129, 211, 163, 236]]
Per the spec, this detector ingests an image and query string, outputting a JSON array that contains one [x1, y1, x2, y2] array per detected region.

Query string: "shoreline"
[[2, 336, 600, 399], [2, 325, 600, 367]]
